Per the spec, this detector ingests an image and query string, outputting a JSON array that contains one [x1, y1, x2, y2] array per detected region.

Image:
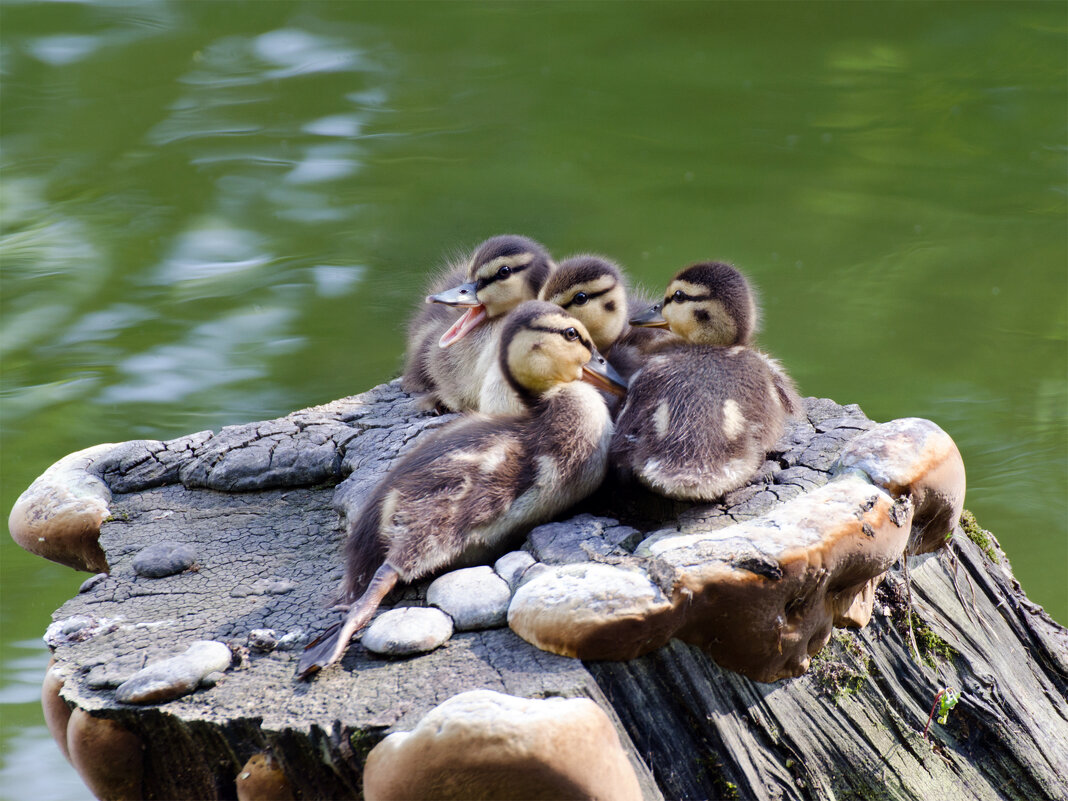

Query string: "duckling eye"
[[496, 265, 512, 279], [564, 327, 579, 341], [672, 289, 686, 303], [572, 292, 589, 306]]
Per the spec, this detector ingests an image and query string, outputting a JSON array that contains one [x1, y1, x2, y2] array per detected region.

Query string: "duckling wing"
[[754, 351, 802, 418], [375, 417, 535, 582]]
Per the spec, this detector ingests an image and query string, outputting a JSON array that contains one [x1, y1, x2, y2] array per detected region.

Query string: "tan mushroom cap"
[[362, 690, 643, 801], [236, 752, 294, 801], [42, 660, 72, 763], [8, 444, 116, 573], [652, 474, 912, 682], [67, 708, 143, 801], [507, 562, 679, 661], [833, 417, 965, 554]]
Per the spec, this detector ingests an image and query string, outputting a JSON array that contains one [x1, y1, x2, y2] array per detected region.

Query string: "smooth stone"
[[79, 573, 108, 593], [515, 561, 550, 588], [132, 542, 197, 578], [493, 550, 536, 590], [362, 607, 454, 656], [426, 566, 511, 631], [248, 629, 278, 652], [229, 578, 298, 597], [275, 630, 304, 650], [114, 640, 232, 704]]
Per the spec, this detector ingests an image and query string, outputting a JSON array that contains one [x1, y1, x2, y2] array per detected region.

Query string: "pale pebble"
[[362, 607, 454, 656], [427, 566, 511, 631]]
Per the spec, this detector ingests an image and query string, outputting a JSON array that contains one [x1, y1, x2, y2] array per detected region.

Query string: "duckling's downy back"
[[611, 261, 800, 501]]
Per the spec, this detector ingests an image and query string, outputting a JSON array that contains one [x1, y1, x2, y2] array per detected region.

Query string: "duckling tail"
[[296, 563, 400, 680]]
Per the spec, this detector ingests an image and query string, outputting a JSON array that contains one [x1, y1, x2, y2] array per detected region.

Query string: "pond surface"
[[1, 2, 1064, 798]]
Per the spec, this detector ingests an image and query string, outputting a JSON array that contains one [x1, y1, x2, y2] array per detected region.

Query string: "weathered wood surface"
[[37, 381, 1068, 800]]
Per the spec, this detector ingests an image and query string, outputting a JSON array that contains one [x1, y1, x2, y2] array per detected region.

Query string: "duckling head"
[[632, 261, 758, 346], [430, 235, 554, 347], [540, 255, 628, 353], [500, 301, 627, 402]]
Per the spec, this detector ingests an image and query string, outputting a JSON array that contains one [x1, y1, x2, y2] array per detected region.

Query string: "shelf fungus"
[[8, 443, 116, 573], [832, 417, 965, 555], [362, 690, 643, 801], [507, 418, 965, 683]]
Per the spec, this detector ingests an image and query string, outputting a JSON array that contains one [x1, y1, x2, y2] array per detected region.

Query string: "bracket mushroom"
[[508, 418, 966, 683]]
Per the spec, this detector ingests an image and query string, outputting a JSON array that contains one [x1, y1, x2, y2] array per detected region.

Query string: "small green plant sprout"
[[923, 686, 962, 740]]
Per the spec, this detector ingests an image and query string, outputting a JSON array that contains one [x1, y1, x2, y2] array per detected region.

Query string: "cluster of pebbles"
[[44, 512, 643, 705], [350, 515, 635, 658]]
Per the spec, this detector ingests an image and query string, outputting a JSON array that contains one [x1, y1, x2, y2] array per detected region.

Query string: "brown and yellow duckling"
[[539, 254, 674, 380], [401, 235, 555, 412], [299, 301, 626, 678], [479, 254, 670, 415], [610, 261, 801, 501]]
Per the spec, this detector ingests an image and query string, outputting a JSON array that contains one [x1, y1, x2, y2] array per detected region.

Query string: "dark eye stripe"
[[664, 291, 714, 304], [476, 261, 528, 290], [561, 285, 613, 309], [527, 323, 593, 353]]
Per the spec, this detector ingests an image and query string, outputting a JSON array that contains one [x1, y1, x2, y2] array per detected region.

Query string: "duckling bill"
[[611, 261, 800, 502], [299, 301, 625, 679]]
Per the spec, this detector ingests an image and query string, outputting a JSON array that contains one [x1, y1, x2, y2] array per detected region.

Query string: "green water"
[[1, 2, 1064, 798]]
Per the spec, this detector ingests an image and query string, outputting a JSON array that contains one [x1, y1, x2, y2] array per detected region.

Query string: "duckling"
[[482, 255, 679, 416], [539, 255, 674, 380], [402, 235, 555, 413], [610, 261, 801, 502], [478, 254, 620, 415], [298, 301, 626, 678]]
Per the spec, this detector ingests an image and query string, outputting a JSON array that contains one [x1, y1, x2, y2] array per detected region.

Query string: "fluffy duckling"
[[298, 301, 626, 678], [539, 255, 674, 380], [401, 235, 554, 412], [610, 261, 801, 502], [483, 255, 676, 415]]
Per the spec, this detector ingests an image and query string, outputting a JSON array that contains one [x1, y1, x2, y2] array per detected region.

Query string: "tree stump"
[[12, 380, 1068, 800]]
